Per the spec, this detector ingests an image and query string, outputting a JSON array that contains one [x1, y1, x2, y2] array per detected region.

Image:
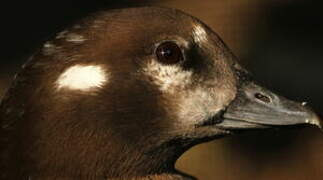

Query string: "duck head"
[[0, 7, 321, 180]]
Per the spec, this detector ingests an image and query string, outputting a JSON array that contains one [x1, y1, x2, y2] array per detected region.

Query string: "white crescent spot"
[[56, 65, 107, 92], [192, 24, 208, 45]]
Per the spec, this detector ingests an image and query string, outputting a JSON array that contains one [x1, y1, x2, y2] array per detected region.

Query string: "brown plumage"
[[0, 7, 321, 180]]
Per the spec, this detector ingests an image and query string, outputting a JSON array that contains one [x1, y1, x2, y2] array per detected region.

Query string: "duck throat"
[[101, 139, 192, 180]]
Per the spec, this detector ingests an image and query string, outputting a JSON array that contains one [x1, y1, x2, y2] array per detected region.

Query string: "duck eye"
[[156, 42, 183, 64]]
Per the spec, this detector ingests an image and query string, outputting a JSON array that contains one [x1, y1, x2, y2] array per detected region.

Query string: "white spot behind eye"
[[56, 65, 107, 92], [192, 24, 208, 45]]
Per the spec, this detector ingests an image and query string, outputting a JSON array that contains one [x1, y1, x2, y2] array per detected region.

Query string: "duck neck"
[[102, 140, 191, 179]]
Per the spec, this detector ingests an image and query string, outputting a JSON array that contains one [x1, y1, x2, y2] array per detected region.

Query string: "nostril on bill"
[[254, 93, 271, 103]]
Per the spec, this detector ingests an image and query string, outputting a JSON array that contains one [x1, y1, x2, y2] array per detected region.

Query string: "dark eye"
[[156, 42, 183, 64]]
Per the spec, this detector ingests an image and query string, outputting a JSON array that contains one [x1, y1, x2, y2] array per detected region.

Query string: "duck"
[[0, 6, 321, 180]]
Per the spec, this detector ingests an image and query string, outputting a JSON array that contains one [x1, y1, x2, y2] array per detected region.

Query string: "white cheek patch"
[[176, 85, 236, 126], [192, 24, 208, 45], [142, 60, 193, 93], [56, 65, 107, 92], [177, 88, 215, 125]]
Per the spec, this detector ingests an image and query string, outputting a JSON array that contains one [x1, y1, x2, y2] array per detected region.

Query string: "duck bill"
[[216, 82, 322, 130]]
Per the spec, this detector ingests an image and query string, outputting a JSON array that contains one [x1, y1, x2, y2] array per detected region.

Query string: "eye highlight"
[[156, 41, 183, 65]]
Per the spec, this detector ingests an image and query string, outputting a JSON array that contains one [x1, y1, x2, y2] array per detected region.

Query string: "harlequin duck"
[[0, 7, 321, 180]]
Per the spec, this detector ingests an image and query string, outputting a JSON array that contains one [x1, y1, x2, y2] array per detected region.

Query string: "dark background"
[[1, 0, 323, 179]]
